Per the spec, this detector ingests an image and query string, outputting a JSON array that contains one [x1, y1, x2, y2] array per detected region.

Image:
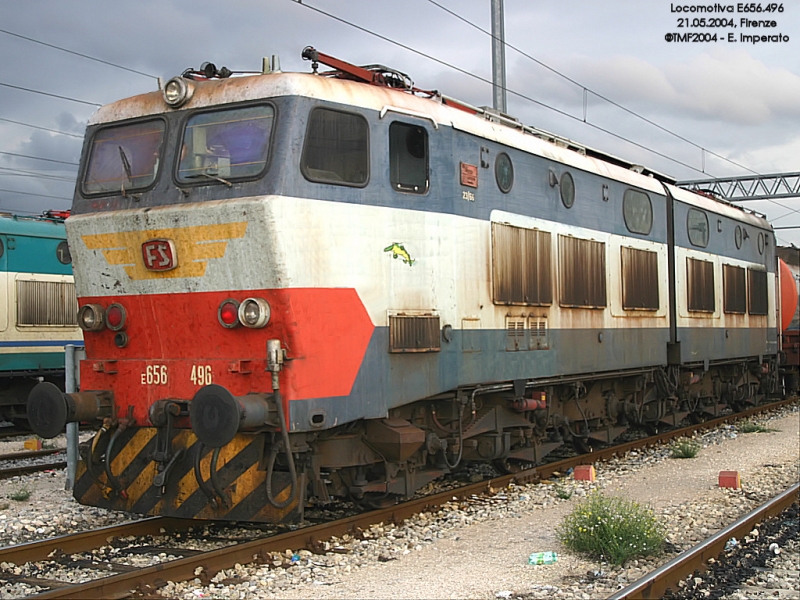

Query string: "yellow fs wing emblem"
[[82, 222, 247, 280]]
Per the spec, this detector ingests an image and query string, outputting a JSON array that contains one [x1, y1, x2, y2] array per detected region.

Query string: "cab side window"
[[389, 122, 428, 193], [302, 108, 369, 186]]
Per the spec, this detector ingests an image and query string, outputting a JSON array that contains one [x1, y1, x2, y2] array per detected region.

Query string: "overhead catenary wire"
[[0, 150, 79, 166], [290, 0, 798, 243], [290, 0, 712, 178], [0, 117, 84, 139], [424, 0, 761, 178], [0, 187, 73, 201], [0, 167, 75, 182], [0, 81, 101, 107], [0, 28, 158, 80]]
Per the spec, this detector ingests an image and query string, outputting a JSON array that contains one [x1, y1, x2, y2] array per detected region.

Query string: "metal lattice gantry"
[[676, 172, 800, 201]]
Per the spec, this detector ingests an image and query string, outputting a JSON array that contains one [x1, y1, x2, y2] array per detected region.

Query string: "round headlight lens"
[[238, 298, 270, 329], [163, 77, 193, 107], [78, 304, 106, 332]]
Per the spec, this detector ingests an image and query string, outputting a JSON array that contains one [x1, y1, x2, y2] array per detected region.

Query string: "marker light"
[[105, 303, 127, 331], [78, 304, 105, 332], [163, 77, 194, 108], [238, 297, 271, 329], [218, 299, 240, 328]]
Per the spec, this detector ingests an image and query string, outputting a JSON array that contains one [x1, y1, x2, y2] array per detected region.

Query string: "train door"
[[0, 235, 7, 333]]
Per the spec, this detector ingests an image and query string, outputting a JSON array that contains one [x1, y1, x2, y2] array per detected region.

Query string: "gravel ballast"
[[0, 406, 797, 599]]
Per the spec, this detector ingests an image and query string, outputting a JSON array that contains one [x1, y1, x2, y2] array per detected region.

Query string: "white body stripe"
[[68, 196, 675, 332]]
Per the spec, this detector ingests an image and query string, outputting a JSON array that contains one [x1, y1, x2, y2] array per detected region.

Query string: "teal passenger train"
[[0, 211, 81, 425]]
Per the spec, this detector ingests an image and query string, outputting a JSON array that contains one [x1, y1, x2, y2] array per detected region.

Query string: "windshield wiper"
[[185, 171, 233, 187], [117, 146, 140, 200]]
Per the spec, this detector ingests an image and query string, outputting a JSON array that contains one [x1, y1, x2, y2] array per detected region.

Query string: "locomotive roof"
[[89, 69, 771, 231], [0, 212, 66, 238]]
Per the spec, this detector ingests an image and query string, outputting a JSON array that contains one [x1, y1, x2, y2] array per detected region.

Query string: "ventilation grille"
[[529, 317, 549, 350], [492, 223, 552, 305], [389, 314, 440, 353], [723, 264, 746, 314], [17, 280, 78, 326], [748, 269, 768, 315], [622, 247, 659, 310], [559, 235, 606, 308], [687, 257, 715, 313], [506, 316, 526, 351]]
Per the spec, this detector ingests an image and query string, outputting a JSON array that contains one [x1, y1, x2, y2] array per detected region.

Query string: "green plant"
[[557, 491, 665, 565], [671, 440, 700, 459], [738, 421, 775, 434], [9, 487, 31, 502], [555, 484, 573, 500]]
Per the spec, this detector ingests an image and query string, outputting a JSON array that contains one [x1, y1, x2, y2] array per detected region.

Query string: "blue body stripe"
[[0, 340, 83, 348]]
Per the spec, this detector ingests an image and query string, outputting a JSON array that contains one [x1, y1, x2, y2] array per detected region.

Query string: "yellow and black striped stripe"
[[74, 427, 300, 523]]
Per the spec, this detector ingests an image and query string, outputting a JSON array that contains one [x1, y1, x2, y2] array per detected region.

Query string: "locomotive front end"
[[25, 71, 326, 522]]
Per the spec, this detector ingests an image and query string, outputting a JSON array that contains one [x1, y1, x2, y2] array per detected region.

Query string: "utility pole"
[[491, 0, 507, 113]]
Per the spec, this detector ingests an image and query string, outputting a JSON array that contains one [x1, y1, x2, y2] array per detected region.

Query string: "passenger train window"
[[178, 105, 273, 184], [389, 122, 428, 193], [302, 108, 369, 186], [495, 153, 513, 194], [622, 189, 652, 235], [687, 209, 709, 248], [82, 119, 165, 195]]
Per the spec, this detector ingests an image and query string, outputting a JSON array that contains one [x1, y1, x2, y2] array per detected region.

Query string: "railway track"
[[0, 398, 794, 599], [610, 483, 800, 600], [0, 448, 66, 480]]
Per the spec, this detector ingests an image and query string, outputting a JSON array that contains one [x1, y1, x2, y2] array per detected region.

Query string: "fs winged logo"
[[82, 222, 247, 280], [142, 239, 177, 271]]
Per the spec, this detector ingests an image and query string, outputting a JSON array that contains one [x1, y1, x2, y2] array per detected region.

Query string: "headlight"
[[238, 297, 270, 329], [163, 77, 194, 108], [78, 304, 105, 332]]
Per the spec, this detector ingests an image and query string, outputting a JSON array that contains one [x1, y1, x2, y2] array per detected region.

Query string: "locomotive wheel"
[[358, 493, 400, 510], [571, 437, 595, 454]]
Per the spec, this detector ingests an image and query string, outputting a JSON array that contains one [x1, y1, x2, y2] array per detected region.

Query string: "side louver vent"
[[389, 313, 441, 353], [17, 280, 78, 326]]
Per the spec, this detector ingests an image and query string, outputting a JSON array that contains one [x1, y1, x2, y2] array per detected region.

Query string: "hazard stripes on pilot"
[[73, 428, 300, 523]]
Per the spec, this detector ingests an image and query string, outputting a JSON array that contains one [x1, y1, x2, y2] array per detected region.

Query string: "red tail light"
[[218, 299, 240, 328], [105, 303, 127, 330]]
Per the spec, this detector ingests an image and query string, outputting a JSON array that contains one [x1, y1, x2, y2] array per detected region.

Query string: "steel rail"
[[0, 448, 63, 461], [15, 398, 797, 599], [0, 461, 66, 480], [608, 482, 800, 600], [0, 517, 193, 565], [0, 448, 67, 480]]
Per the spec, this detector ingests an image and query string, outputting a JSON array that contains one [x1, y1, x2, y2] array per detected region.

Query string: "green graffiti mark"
[[384, 242, 415, 266]]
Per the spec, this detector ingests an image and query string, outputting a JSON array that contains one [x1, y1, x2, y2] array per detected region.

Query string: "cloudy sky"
[[1, 0, 798, 246]]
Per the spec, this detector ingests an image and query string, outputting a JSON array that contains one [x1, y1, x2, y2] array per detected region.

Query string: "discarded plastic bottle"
[[528, 551, 558, 565]]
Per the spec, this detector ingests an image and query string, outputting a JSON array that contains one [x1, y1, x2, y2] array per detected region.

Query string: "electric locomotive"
[[27, 48, 798, 522], [0, 210, 81, 426]]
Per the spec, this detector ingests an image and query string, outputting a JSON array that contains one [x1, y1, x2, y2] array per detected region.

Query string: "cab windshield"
[[177, 105, 273, 183], [82, 120, 165, 195]]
